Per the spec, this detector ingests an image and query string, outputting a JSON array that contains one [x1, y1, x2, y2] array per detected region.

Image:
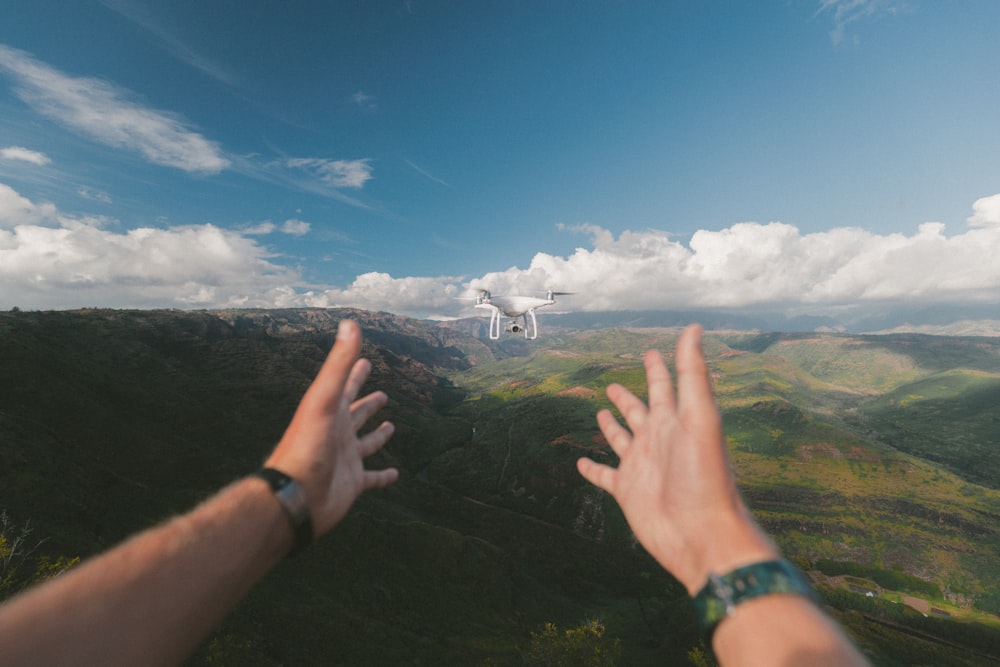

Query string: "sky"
[[1, 0, 999, 326]]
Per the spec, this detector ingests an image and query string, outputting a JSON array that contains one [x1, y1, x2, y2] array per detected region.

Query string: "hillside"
[[2, 310, 1000, 665]]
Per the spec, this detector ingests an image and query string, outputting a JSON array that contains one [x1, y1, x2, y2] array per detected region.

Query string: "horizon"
[[2, 2, 999, 327]]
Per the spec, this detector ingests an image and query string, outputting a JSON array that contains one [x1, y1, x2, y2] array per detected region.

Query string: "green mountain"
[[2, 310, 999, 665]]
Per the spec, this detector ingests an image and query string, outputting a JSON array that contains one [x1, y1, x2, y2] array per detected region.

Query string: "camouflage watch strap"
[[692, 559, 820, 640]]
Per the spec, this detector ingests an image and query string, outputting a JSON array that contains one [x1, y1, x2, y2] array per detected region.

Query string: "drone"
[[468, 289, 573, 340]]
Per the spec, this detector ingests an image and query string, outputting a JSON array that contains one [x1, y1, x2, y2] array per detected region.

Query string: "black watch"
[[254, 467, 314, 557]]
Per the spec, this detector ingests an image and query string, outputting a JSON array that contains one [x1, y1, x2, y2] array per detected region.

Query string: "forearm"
[[713, 595, 869, 667], [0, 476, 290, 666]]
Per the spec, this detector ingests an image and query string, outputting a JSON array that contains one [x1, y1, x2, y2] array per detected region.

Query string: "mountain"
[[2, 309, 999, 665]]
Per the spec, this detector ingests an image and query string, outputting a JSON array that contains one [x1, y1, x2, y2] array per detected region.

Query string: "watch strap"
[[254, 467, 314, 557], [692, 559, 820, 639]]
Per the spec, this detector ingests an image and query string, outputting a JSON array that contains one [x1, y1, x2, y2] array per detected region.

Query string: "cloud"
[[967, 193, 1000, 228], [0, 44, 229, 174], [286, 158, 374, 189], [404, 158, 453, 188], [298, 272, 461, 313], [816, 0, 905, 46], [351, 91, 377, 111], [0, 182, 299, 309], [0, 146, 50, 165], [77, 186, 113, 204], [100, 0, 240, 88], [5, 176, 1000, 322], [281, 218, 311, 236], [242, 218, 312, 236]]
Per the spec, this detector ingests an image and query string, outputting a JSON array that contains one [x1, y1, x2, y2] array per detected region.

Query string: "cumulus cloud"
[[0, 182, 299, 309], [4, 174, 1000, 322], [0, 44, 229, 174], [299, 272, 461, 314], [967, 193, 1000, 228], [0, 145, 50, 165], [472, 219, 1000, 314], [286, 158, 374, 189]]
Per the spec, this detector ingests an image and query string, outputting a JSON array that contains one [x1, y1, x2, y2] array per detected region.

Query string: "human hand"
[[577, 325, 777, 594], [265, 320, 398, 537]]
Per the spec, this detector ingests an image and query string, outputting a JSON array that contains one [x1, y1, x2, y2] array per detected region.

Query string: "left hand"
[[265, 319, 398, 536]]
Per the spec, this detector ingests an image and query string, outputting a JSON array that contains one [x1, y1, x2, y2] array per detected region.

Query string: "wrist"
[[678, 512, 780, 595], [253, 468, 314, 557]]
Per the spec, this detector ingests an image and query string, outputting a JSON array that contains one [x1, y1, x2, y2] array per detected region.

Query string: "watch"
[[254, 467, 314, 557], [692, 559, 820, 640]]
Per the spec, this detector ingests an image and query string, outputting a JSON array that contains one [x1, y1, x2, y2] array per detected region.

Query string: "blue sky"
[[1, 1, 999, 325]]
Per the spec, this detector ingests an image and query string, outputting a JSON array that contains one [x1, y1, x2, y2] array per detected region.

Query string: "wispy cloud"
[[0, 44, 230, 174], [242, 218, 312, 236], [351, 90, 377, 111], [816, 0, 906, 45], [286, 157, 374, 189], [0, 145, 50, 165], [77, 186, 113, 204], [100, 0, 240, 88], [404, 158, 453, 188]]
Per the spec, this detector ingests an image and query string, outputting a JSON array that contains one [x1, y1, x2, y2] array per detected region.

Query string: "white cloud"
[[0, 182, 298, 309], [281, 218, 311, 236], [0, 146, 50, 165], [0, 44, 229, 174], [77, 186, 113, 204], [286, 158, 374, 189], [967, 193, 1000, 228], [242, 219, 311, 236], [816, 0, 905, 46], [299, 272, 460, 313], [4, 176, 1000, 321]]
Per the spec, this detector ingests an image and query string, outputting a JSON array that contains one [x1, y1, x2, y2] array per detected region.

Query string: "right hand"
[[577, 324, 777, 594]]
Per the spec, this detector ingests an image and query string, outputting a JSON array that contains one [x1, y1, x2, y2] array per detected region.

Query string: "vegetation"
[[2, 310, 999, 665]]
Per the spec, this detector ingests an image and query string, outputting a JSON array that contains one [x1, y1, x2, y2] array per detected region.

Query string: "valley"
[[2, 309, 999, 665]]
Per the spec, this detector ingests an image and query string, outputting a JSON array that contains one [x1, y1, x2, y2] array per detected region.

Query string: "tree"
[[524, 619, 621, 666], [0, 510, 78, 600]]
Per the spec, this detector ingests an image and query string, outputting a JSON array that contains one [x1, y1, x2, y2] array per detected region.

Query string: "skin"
[[0, 320, 397, 666], [577, 325, 870, 666]]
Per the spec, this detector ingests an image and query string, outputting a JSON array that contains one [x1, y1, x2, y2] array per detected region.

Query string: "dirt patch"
[[797, 442, 844, 460], [557, 385, 598, 398]]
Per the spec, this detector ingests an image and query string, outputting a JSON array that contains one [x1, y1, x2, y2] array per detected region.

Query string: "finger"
[[644, 349, 676, 413], [343, 357, 372, 405], [596, 409, 632, 456], [606, 383, 649, 431], [350, 389, 388, 430], [358, 421, 394, 457], [363, 467, 399, 490], [674, 325, 717, 423], [307, 320, 362, 412], [576, 457, 616, 494]]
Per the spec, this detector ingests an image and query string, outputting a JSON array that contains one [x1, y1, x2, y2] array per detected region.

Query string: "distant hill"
[[2, 309, 999, 665]]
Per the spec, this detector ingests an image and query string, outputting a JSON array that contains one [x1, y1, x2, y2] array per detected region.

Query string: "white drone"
[[468, 289, 572, 340]]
